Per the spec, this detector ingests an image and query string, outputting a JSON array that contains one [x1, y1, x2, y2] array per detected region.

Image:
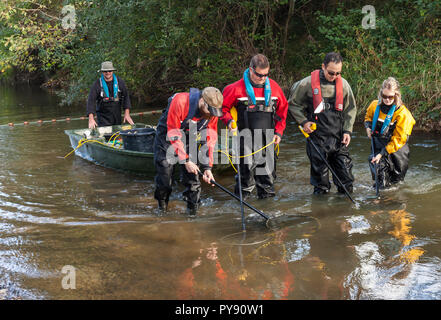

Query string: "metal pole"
[[232, 123, 246, 231], [298, 125, 357, 205]]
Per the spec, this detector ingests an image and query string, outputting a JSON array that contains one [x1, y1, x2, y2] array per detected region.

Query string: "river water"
[[1, 84, 441, 300]]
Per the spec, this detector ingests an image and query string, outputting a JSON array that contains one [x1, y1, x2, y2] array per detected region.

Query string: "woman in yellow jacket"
[[364, 77, 415, 189]]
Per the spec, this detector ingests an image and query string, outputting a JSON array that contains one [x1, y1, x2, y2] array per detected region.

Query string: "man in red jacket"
[[221, 54, 288, 199], [154, 87, 223, 214]]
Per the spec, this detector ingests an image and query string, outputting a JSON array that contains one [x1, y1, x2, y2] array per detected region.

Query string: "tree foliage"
[[0, 0, 440, 124], [0, 0, 81, 77], [313, 0, 441, 123], [61, 0, 299, 105]]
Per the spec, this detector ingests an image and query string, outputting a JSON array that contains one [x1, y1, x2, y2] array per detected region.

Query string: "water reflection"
[[175, 229, 300, 300], [1, 86, 441, 299], [343, 207, 430, 299]]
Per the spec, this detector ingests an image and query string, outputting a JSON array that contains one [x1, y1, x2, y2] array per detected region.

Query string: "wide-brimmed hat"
[[97, 61, 116, 73], [202, 87, 223, 117]]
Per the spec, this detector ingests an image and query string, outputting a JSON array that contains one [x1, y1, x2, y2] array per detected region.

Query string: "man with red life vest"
[[221, 54, 288, 199], [86, 61, 134, 129], [288, 52, 357, 195], [153, 87, 223, 214]]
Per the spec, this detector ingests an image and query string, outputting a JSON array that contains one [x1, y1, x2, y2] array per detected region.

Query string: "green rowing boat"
[[64, 124, 232, 176], [65, 124, 157, 175]]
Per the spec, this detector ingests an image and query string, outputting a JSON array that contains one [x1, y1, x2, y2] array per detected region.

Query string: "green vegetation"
[[0, 0, 440, 128]]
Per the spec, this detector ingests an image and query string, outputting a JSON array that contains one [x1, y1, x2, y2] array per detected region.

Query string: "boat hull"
[[65, 124, 156, 175], [65, 124, 232, 176]]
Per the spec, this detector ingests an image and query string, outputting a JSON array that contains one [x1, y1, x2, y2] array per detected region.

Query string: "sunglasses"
[[382, 94, 395, 100], [252, 67, 269, 78], [326, 69, 341, 77]]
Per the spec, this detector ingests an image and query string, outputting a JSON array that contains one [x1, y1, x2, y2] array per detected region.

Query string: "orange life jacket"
[[311, 69, 343, 112]]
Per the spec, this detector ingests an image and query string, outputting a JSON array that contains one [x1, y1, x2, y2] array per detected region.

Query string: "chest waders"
[[97, 75, 123, 126], [307, 71, 354, 194], [299, 124, 357, 205], [368, 104, 409, 189], [153, 88, 209, 214], [235, 71, 277, 199]]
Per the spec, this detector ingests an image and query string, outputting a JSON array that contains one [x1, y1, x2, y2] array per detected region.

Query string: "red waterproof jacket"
[[167, 92, 218, 167]]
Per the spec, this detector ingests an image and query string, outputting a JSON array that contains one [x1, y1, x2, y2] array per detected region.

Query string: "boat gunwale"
[[64, 127, 155, 158]]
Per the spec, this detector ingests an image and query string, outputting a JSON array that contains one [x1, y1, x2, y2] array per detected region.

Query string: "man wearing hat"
[[153, 87, 223, 214], [86, 61, 134, 129]]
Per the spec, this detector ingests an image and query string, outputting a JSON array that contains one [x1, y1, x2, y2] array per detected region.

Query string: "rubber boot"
[[313, 187, 329, 195], [158, 200, 168, 212], [337, 184, 353, 194], [186, 202, 199, 216]]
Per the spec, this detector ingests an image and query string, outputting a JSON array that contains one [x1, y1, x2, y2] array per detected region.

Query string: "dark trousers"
[[154, 159, 201, 210], [306, 136, 354, 193], [97, 102, 122, 126], [234, 133, 277, 199], [369, 143, 409, 188]]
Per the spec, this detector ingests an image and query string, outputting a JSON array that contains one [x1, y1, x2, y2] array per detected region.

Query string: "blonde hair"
[[378, 77, 402, 106]]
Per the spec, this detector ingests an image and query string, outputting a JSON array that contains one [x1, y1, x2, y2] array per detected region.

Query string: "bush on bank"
[[0, 0, 440, 128]]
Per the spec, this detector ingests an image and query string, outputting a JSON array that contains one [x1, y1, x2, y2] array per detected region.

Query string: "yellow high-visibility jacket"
[[365, 100, 416, 154]]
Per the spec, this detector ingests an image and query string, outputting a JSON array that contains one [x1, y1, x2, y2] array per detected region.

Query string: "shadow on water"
[[1, 86, 441, 299]]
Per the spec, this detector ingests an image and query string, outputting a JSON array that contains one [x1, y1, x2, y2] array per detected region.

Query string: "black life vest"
[[154, 88, 208, 162], [167, 88, 206, 131], [236, 96, 277, 131]]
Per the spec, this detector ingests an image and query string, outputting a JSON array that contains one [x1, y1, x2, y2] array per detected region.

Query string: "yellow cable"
[[219, 125, 281, 172], [108, 131, 120, 146], [64, 138, 87, 159], [108, 132, 119, 142], [111, 134, 121, 147], [64, 137, 122, 159], [218, 150, 238, 173], [67, 127, 279, 171], [224, 126, 238, 172]]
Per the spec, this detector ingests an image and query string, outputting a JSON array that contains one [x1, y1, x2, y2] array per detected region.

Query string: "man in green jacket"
[[288, 52, 357, 195]]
